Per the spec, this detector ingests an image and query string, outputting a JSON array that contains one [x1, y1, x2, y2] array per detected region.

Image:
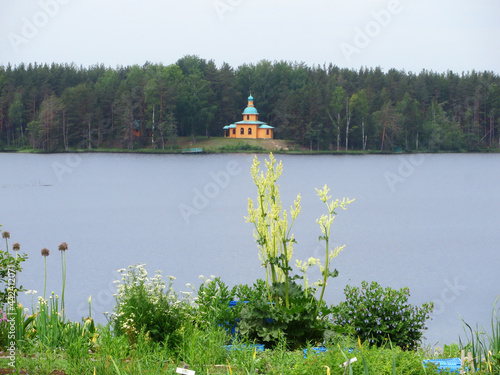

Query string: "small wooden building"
[[223, 95, 274, 139]]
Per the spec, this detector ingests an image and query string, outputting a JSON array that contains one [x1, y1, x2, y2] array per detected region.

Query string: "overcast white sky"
[[1, 0, 499, 74]]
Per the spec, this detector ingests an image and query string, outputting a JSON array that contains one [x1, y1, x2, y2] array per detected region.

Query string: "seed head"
[[12, 243, 20, 251], [41, 248, 50, 257], [58, 242, 68, 251], [2, 231, 10, 239]]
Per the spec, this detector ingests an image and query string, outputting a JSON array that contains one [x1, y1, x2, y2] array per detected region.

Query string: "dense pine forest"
[[1, 55, 499, 152]]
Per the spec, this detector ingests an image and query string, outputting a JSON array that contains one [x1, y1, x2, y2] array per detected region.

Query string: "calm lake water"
[[1, 152, 499, 347]]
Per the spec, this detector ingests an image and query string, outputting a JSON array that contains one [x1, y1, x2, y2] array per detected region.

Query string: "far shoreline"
[[1, 135, 499, 156], [1, 148, 499, 156]]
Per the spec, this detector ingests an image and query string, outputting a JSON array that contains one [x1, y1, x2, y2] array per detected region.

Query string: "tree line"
[[1, 55, 499, 151]]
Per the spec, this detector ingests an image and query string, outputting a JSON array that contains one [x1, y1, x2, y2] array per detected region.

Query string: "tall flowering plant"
[[109, 264, 185, 345], [240, 154, 354, 348], [313, 185, 354, 311], [245, 153, 301, 308]]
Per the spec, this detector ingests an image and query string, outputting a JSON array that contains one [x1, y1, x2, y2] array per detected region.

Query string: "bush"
[[0, 228, 27, 348], [218, 142, 264, 151], [193, 276, 255, 332], [237, 278, 334, 349], [332, 281, 434, 350], [0, 229, 27, 305], [239, 154, 353, 350], [109, 264, 186, 346]]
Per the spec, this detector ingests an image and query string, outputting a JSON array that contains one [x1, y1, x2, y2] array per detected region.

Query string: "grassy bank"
[[0, 321, 497, 374], [0, 329, 469, 375], [0, 137, 294, 154], [3, 137, 500, 154]]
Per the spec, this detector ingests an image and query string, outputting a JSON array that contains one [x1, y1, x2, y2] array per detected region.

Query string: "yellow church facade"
[[223, 95, 274, 139]]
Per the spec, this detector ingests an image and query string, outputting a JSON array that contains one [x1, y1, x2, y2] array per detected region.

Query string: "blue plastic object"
[[303, 347, 328, 358], [423, 358, 462, 373]]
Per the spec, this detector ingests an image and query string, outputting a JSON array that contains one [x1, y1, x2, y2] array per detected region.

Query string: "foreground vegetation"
[[0, 325, 480, 375], [1, 154, 499, 374], [0, 264, 498, 374]]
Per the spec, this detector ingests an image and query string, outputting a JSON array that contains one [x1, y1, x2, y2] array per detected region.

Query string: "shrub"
[[332, 281, 434, 350], [218, 142, 264, 151], [0, 228, 27, 305], [109, 264, 186, 346], [0, 228, 27, 348], [241, 153, 353, 349], [193, 276, 253, 332], [237, 278, 334, 349]]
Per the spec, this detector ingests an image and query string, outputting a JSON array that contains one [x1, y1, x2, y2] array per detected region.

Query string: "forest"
[[1, 55, 499, 152]]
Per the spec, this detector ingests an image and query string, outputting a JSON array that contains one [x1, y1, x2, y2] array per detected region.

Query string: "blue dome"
[[248, 94, 254, 101], [243, 107, 259, 115]]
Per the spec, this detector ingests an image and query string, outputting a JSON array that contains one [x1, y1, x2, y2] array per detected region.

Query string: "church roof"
[[243, 107, 259, 115], [235, 120, 265, 125], [234, 121, 274, 128]]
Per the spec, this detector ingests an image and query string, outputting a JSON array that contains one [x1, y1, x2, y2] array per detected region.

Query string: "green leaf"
[[325, 269, 339, 279]]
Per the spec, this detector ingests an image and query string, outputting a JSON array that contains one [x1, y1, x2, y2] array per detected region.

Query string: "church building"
[[223, 95, 274, 139]]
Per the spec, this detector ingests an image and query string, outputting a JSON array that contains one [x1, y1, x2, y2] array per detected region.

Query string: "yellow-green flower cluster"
[[246, 153, 354, 315], [245, 154, 302, 301]]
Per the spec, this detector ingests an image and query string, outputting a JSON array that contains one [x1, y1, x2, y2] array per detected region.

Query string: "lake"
[[1, 152, 499, 347]]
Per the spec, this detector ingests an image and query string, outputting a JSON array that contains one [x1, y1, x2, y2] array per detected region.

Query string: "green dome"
[[243, 107, 259, 115]]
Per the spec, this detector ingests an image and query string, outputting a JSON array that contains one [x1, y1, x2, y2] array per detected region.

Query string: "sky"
[[1, 0, 499, 74]]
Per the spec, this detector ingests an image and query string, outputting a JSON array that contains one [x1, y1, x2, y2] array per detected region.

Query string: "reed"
[[459, 295, 500, 373]]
